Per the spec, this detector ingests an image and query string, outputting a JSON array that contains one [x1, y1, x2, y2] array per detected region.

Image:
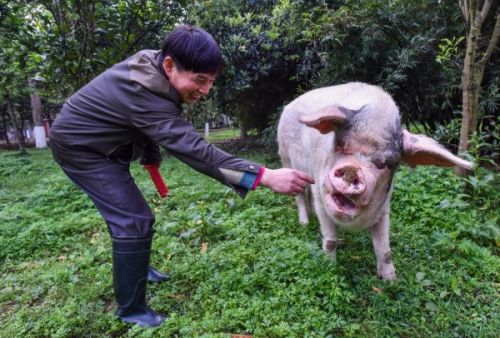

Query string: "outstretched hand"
[[259, 168, 315, 195]]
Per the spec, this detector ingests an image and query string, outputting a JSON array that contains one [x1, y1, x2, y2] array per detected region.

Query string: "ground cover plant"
[[0, 147, 498, 338]]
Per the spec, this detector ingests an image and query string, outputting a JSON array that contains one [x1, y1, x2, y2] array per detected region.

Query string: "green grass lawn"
[[203, 128, 241, 143], [199, 128, 259, 143], [0, 148, 498, 337]]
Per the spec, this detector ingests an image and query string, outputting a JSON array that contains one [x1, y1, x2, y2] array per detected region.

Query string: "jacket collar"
[[128, 49, 182, 106]]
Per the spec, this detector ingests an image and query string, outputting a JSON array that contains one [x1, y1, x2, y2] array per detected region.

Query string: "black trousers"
[[50, 139, 155, 238]]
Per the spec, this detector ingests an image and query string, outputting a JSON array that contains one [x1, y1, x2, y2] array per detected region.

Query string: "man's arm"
[[134, 111, 313, 197]]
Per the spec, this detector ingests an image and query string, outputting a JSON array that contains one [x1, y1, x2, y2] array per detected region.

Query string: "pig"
[[277, 82, 472, 280]]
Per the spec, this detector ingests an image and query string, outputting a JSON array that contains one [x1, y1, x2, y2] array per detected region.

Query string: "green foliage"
[[0, 1, 46, 143], [1, 148, 498, 337], [37, 0, 184, 97], [434, 114, 499, 161], [311, 0, 469, 133], [188, 0, 347, 134], [2, 0, 498, 158], [436, 36, 465, 67]]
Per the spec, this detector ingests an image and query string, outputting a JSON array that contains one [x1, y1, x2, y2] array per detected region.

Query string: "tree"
[[39, 0, 184, 97], [29, 77, 47, 148], [0, 1, 42, 154], [189, 0, 344, 137], [457, 0, 499, 176]]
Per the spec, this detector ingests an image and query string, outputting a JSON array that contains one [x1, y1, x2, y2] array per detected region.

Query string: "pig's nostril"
[[342, 167, 358, 183], [335, 169, 343, 178]]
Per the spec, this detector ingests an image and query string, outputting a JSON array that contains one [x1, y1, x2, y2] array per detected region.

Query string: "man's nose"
[[199, 83, 212, 96]]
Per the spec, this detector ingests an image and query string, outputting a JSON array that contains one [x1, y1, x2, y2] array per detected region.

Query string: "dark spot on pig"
[[384, 251, 392, 264], [377, 126, 403, 171], [385, 151, 402, 170], [387, 125, 404, 154], [336, 137, 346, 148], [335, 127, 351, 149], [333, 106, 366, 148], [338, 106, 362, 120], [325, 240, 337, 251]]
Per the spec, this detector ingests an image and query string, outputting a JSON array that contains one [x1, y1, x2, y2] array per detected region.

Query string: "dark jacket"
[[50, 50, 262, 197]]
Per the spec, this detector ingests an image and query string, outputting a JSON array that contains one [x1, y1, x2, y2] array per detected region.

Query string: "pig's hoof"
[[325, 250, 337, 261], [299, 216, 309, 225], [323, 240, 337, 261], [378, 265, 396, 281]]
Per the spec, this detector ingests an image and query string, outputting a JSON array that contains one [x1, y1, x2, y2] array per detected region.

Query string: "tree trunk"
[[457, 5, 479, 176], [456, 0, 499, 176], [6, 97, 27, 155], [29, 78, 47, 148], [2, 111, 10, 145], [240, 124, 248, 139]]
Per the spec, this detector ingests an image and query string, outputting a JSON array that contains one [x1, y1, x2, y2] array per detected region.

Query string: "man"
[[50, 25, 314, 327]]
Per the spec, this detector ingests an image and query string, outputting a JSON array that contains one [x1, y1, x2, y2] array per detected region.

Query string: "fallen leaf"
[[230, 335, 253, 338], [167, 294, 187, 300], [372, 287, 383, 294], [201, 242, 208, 254], [416, 272, 426, 282]]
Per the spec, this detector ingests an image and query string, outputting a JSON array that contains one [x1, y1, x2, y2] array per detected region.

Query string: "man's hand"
[[140, 142, 169, 198], [259, 168, 315, 195], [140, 142, 162, 165]]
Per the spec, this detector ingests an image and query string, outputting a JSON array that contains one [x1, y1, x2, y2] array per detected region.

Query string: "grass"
[[201, 128, 240, 143], [0, 147, 498, 338], [201, 128, 258, 143]]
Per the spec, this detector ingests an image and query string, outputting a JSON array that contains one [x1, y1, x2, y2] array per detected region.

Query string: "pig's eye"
[[372, 159, 386, 170]]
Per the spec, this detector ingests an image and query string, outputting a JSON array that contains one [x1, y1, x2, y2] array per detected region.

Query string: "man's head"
[[161, 25, 222, 104]]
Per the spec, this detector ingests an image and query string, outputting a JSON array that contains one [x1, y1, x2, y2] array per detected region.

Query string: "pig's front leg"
[[295, 193, 309, 225], [314, 203, 338, 260], [370, 206, 396, 281]]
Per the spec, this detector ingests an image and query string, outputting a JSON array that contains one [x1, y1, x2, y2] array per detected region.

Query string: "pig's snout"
[[330, 166, 366, 196]]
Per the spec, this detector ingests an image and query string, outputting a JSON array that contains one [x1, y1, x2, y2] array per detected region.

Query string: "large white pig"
[[277, 82, 472, 280]]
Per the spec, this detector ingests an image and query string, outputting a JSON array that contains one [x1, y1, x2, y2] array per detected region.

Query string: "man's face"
[[163, 57, 216, 104]]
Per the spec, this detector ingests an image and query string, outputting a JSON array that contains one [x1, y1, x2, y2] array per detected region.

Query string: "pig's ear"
[[401, 130, 473, 170], [299, 105, 349, 134]]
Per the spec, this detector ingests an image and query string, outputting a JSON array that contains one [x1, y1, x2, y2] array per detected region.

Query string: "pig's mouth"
[[329, 192, 359, 218], [332, 193, 357, 210]]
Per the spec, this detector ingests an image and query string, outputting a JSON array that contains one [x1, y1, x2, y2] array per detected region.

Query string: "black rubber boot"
[[112, 236, 166, 327], [147, 266, 170, 283]]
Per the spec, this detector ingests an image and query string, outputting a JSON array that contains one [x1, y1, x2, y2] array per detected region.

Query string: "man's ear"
[[162, 56, 175, 77]]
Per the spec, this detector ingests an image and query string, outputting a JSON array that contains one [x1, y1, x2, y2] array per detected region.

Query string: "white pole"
[[204, 122, 209, 137], [33, 126, 47, 148]]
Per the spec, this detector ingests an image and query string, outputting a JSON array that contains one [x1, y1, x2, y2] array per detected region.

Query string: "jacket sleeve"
[[133, 109, 262, 198]]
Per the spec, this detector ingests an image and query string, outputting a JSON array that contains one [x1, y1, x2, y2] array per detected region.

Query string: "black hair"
[[160, 24, 223, 75]]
